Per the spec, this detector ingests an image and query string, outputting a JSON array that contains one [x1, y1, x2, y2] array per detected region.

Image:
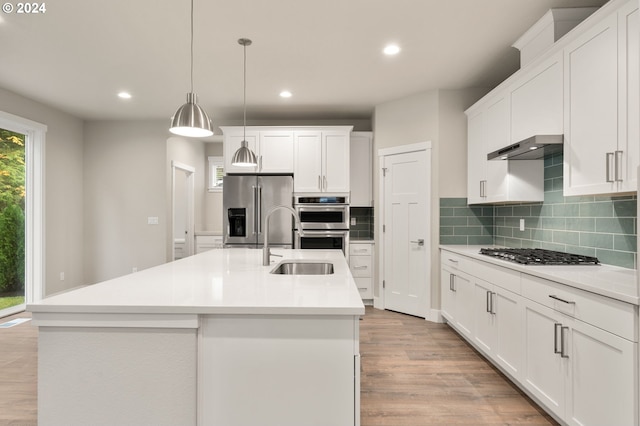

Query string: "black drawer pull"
[[549, 294, 575, 304]]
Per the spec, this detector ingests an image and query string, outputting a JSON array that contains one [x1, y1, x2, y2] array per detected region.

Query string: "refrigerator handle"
[[256, 185, 262, 235], [252, 186, 258, 235]]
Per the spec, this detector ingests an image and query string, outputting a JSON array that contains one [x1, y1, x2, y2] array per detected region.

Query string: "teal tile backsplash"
[[440, 153, 638, 269]]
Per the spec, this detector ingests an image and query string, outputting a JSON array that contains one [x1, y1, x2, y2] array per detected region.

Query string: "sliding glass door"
[[0, 127, 26, 317]]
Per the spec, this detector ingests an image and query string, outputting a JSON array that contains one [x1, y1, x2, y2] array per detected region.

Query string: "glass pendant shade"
[[170, 92, 214, 137], [232, 140, 258, 167]]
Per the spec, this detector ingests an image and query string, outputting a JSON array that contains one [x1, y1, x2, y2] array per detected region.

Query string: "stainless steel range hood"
[[487, 135, 563, 160]]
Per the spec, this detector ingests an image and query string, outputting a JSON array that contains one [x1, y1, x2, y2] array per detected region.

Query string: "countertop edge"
[[440, 245, 639, 305]]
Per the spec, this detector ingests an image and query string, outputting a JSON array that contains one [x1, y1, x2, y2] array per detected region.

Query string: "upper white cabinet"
[[294, 127, 351, 193], [563, 0, 639, 195], [350, 131, 373, 207], [510, 51, 563, 143], [221, 127, 294, 174], [466, 97, 543, 205]]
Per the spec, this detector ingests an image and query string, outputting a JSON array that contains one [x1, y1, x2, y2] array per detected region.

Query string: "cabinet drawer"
[[522, 274, 637, 341], [354, 277, 373, 299], [350, 243, 372, 256], [350, 255, 372, 278], [441, 250, 471, 272], [471, 260, 521, 295]]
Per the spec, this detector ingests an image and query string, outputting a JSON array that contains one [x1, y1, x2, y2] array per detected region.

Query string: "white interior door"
[[171, 161, 195, 261], [381, 145, 430, 318]]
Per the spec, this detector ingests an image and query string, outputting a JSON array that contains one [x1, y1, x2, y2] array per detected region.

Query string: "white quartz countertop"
[[440, 245, 639, 305], [28, 249, 365, 315]]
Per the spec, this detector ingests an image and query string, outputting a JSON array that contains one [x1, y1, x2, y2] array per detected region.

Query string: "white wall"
[[372, 88, 485, 314], [0, 86, 85, 296], [204, 143, 224, 234], [83, 120, 168, 284]]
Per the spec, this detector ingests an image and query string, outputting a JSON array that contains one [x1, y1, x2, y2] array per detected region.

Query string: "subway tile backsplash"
[[440, 153, 638, 269], [350, 207, 374, 240]]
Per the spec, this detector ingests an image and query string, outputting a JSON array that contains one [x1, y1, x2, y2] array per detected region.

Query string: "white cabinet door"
[[294, 130, 350, 193], [258, 130, 294, 173], [350, 132, 373, 207], [566, 318, 636, 426], [467, 110, 486, 204], [440, 266, 456, 322], [563, 13, 618, 196], [294, 131, 323, 192], [493, 288, 522, 380], [452, 272, 473, 339], [323, 131, 350, 193], [484, 95, 510, 153], [617, 2, 639, 193], [473, 279, 495, 354], [522, 299, 566, 419], [223, 130, 260, 173], [510, 52, 563, 143]]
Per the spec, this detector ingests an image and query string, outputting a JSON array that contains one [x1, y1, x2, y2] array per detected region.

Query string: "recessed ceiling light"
[[117, 92, 132, 99], [383, 44, 401, 55], [280, 90, 292, 98]]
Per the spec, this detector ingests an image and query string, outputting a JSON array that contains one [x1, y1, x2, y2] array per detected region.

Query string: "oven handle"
[[296, 229, 349, 237]]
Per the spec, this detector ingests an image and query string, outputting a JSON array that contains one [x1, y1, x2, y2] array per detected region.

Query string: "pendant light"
[[169, 0, 213, 138], [231, 38, 258, 167]]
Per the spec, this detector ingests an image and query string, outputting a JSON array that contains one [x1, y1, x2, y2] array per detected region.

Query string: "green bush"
[[0, 204, 25, 293]]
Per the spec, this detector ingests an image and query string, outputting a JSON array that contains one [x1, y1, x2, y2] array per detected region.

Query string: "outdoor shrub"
[[0, 204, 25, 293]]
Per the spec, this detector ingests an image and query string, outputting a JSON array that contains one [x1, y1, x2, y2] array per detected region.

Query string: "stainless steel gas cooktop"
[[479, 248, 600, 266]]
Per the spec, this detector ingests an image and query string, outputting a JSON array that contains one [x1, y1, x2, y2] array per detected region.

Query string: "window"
[[208, 156, 224, 192]]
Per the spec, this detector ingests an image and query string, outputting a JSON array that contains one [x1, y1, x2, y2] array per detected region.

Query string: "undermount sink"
[[270, 260, 334, 275]]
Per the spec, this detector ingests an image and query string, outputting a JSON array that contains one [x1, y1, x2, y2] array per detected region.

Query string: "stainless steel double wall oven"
[[293, 195, 350, 256]]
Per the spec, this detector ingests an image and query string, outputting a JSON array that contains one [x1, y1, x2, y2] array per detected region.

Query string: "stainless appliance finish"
[[294, 195, 350, 230], [487, 135, 563, 161], [293, 195, 350, 256], [223, 175, 294, 248]]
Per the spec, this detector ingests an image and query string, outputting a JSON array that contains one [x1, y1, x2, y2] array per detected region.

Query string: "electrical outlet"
[[350, 218, 356, 226], [132, 267, 138, 273], [59, 272, 65, 281], [520, 218, 525, 231]]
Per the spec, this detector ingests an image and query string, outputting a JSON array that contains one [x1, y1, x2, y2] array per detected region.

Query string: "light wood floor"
[[0, 308, 556, 425], [360, 306, 557, 425]]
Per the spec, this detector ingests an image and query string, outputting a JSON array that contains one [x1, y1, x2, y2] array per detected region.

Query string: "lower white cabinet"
[[195, 235, 223, 254], [350, 242, 374, 301], [440, 249, 638, 425], [473, 279, 522, 380]]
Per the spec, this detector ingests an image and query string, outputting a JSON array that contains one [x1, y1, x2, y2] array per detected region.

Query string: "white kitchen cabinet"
[[350, 132, 373, 207], [440, 247, 638, 425], [294, 128, 351, 193], [221, 127, 294, 174], [510, 51, 563, 143], [466, 105, 543, 205], [440, 263, 473, 338], [563, 0, 639, 196], [522, 296, 636, 425], [350, 242, 373, 301], [473, 278, 523, 381], [195, 235, 222, 253]]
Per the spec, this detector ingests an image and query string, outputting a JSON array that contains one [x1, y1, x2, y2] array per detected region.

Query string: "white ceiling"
[[0, 0, 608, 126]]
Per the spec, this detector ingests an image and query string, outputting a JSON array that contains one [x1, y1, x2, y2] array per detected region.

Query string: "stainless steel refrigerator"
[[223, 175, 294, 248]]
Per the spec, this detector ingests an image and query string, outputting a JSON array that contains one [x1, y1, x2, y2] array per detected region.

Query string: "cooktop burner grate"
[[479, 248, 600, 265]]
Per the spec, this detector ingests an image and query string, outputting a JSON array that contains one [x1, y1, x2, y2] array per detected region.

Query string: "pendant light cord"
[[243, 42, 247, 141], [190, 0, 194, 94]]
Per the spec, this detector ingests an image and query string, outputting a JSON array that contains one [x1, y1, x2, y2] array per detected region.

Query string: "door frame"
[[0, 111, 46, 314], [376, 141, 432, 318], [171, 161, 195, 261]]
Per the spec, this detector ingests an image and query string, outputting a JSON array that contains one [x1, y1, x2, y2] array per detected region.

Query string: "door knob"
[[410, 239, 425, 246]]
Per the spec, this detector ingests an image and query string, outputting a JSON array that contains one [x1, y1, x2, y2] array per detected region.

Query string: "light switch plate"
[[148, 216, 159, 225]]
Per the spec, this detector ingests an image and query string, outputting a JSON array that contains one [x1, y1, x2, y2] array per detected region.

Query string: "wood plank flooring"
[[360, 306, 557, 425], [0, 312, 37, 426], [0, 308, 555, 425]]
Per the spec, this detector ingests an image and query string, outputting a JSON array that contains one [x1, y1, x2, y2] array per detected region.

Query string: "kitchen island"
[[28, 249, 364, 426]]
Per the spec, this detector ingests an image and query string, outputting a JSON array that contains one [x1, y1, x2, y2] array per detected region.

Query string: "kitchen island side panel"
[[37, 327, 198, 426], [198, 314, 360, 426]]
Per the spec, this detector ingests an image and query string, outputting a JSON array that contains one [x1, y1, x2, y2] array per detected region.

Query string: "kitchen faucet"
[[263, 205, 303, 266]]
